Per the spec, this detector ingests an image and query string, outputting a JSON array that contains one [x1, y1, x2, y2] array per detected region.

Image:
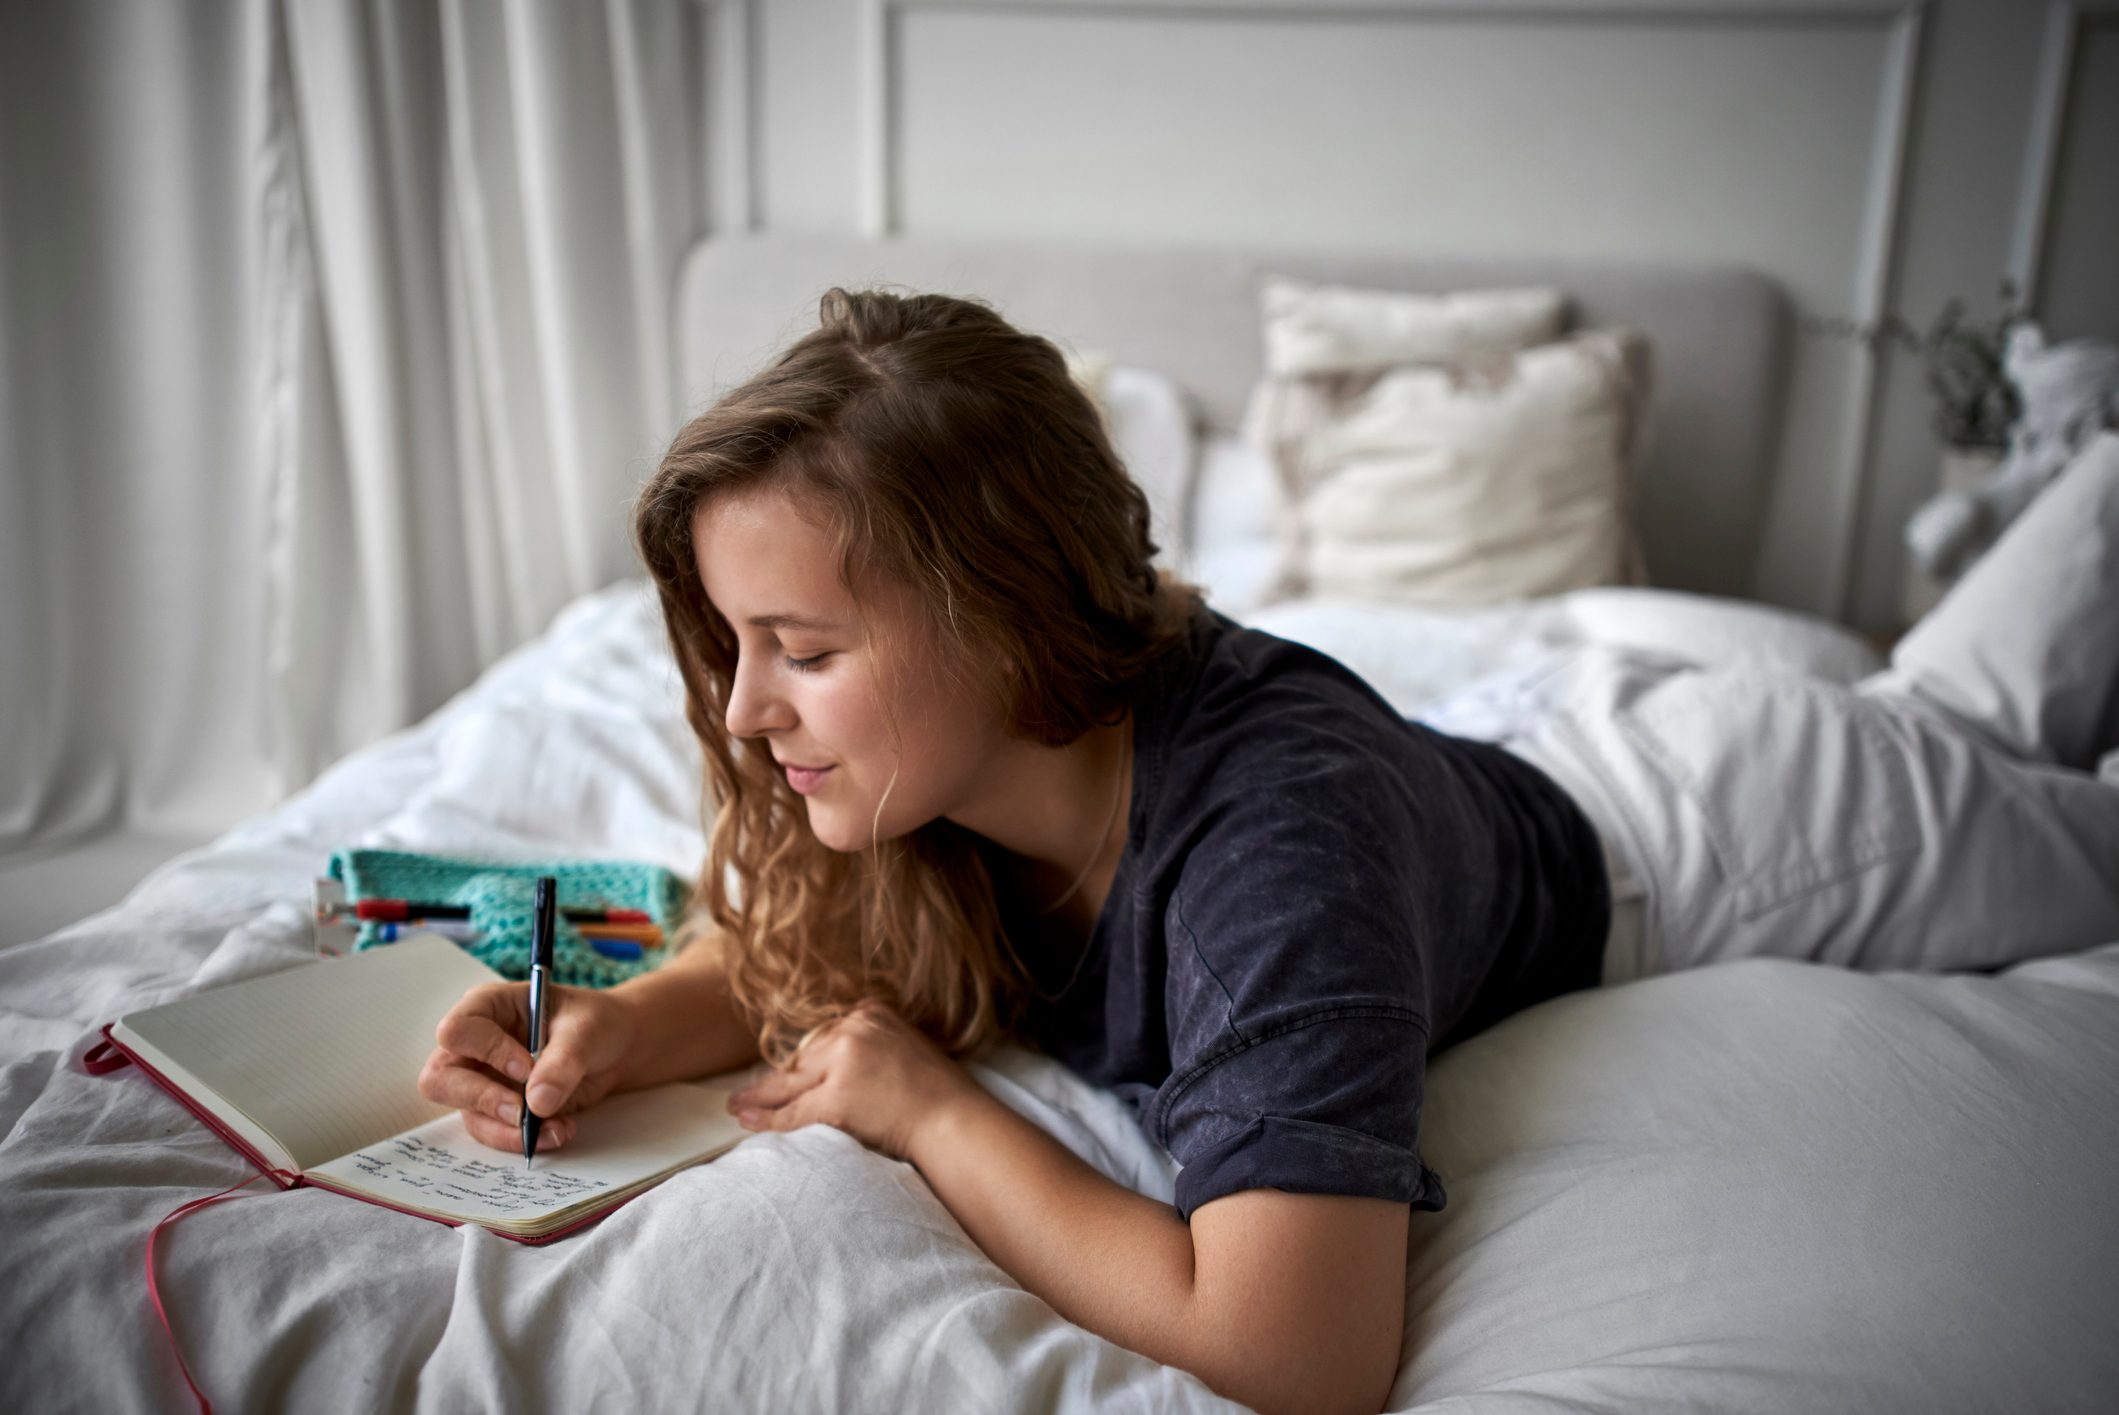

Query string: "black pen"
[[522, 877, 556, 1170]]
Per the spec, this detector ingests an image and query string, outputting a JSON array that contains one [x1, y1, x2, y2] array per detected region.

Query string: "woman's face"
[[692, 483, 1012, 853]]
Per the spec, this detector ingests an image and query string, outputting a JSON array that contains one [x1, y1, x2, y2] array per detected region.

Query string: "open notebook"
[[91, 932, 762, 1243]]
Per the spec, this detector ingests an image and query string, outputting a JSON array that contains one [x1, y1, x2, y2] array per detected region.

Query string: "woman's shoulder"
[[1159, 607, 1429, 772], [1127, 606, 1477, 853]]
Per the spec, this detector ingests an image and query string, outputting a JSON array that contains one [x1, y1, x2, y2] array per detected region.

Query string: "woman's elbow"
[[1197, 1333, 1400, 1415], [1181, 1188, 1409, 1413]]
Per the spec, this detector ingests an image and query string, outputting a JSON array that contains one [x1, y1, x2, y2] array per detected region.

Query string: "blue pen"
[[589, 937, 644, 960], [522, 877, 556, 1170], [376, 920, 481, 944]]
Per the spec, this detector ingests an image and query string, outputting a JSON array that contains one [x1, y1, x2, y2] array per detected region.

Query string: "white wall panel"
[[751, 0, 2111, 631], [2033, 10, 2119, 342]]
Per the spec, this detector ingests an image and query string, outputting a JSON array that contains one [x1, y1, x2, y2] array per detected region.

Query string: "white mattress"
[[4, 577, 2114, 1413]]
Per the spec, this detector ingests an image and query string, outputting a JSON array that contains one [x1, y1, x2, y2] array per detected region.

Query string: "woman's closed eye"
[[784, 652, 832, 673]]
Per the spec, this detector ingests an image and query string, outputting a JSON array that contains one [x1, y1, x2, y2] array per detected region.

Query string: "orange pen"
[[575, 922, 664, 947]]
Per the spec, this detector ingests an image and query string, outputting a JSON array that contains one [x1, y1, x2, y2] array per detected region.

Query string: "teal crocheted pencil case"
[[326, 848, 691, 989]]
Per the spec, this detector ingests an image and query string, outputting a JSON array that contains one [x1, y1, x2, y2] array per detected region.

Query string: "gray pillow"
[[1394, 944, 2119, 1413]]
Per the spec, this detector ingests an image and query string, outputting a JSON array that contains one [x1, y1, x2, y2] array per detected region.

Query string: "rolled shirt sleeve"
[[1155, 1006, 1446, 1221], [1142, 713, 1492, 1221]]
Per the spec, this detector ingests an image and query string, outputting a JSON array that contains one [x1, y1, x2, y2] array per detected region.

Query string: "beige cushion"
[[1061, 346, 1116, 410], [1243, 321, 1651, 607], [1260, 273, 1565, 375]]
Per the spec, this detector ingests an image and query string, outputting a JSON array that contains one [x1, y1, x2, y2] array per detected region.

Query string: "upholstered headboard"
[[673, 234, 1790, 600]]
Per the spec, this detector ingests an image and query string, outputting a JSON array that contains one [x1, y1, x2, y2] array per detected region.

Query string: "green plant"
[[1804, 278, 2028, 449]]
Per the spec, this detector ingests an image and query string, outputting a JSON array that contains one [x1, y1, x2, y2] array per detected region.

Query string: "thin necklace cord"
[[1038, 713, 1133, 917]]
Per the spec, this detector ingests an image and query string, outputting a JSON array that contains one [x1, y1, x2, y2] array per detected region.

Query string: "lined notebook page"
[[306, 1073, 761, 1229], [117, 934, 504, 1172]]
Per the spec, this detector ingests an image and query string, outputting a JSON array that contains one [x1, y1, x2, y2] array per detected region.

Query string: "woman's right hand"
[[417, 980, 636, 1154]]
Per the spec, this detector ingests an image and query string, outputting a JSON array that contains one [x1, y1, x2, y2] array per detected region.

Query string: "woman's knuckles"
[[466, 1118, 511, 1150]]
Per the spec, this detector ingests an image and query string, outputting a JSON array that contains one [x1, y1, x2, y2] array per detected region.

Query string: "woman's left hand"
[[726, 999, 983, 1163]]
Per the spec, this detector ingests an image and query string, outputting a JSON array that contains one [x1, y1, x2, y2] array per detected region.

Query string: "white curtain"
[[1, 0, 709, 858]]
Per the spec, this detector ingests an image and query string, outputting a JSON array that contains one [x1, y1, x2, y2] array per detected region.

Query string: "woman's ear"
[[969, 634, 1017, 684], [982, 642, 1024, 709]]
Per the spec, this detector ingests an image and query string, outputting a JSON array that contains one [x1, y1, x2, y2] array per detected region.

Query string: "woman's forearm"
[[728, 1020, 1399, 1415], [609, 936, 761, 1088], [907, 1087, 1210, 1381], [905, 1087, 1404, 1415]]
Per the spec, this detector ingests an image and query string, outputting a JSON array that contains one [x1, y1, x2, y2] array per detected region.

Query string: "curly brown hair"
[[632, 285, 1201, 1066]]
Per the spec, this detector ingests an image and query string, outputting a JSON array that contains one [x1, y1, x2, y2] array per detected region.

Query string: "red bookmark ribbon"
[[147, 1171, 274, 1414]]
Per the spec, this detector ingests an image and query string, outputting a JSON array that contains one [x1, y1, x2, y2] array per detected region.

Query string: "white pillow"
[[1183, 433, 1286, 615], [1101, 365, 1197, 569], [1244, 594, 1571, 716], [1860, 430, 2119, 771], [1559, 585, 1884, 684], [1244, 328, 1651, 607], [1064, 350, 1200, 573], [1259, 274, 1565, 374]]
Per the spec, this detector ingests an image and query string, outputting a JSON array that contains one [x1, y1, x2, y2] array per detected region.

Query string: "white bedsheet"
[[4, 578, 2113, 1413]]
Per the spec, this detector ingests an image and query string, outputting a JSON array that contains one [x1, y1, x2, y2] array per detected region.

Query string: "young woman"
[[415, 285, 2117, 1413], [415, 284, 1609, 1413]]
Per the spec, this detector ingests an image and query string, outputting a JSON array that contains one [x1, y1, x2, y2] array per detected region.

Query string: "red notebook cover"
[[86, 1023, 642, 1246]]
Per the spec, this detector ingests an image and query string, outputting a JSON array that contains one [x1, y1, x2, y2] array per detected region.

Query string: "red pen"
[[327, 899, 651, 925]]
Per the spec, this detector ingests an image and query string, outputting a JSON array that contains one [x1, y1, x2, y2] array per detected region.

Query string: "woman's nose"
[[724, 654, 790, 740]]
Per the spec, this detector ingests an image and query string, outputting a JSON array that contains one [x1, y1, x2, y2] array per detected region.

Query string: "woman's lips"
[[785, 763, 834, 795]]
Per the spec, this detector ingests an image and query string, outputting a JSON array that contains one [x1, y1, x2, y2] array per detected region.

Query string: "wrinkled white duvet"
[[4, 579, 2114, 1414]]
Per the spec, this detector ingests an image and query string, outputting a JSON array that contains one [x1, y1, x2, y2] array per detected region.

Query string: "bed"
[[4, 236, 2115, 1413]]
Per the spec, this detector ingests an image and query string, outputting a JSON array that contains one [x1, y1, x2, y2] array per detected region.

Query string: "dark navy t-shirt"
[[994, 603, 1611, 1222]]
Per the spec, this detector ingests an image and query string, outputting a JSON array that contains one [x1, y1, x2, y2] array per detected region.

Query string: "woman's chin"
[[802, 802, 863, 854], [803, 798, 915, 854]]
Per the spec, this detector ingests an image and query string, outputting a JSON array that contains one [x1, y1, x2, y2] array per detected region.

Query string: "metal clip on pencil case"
[[324, 848, 691, 988]]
